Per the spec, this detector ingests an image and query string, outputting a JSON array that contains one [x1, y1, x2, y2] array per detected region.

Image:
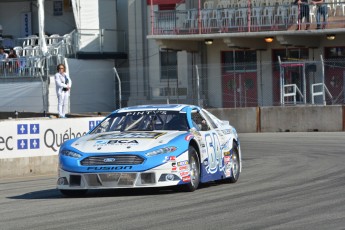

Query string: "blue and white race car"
[[57, 104, 242, 196]]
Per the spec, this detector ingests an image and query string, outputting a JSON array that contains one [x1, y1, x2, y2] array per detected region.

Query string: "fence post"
[[195, 65, 200, 106], [113, 67, 122, 109]]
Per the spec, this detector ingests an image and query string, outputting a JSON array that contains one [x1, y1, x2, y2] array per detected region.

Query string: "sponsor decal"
[[185, 134, 194, 141], [86, 166, 133, 171], [224, 156, 231, 163], [171, 162, 177, 171], [169, 156, 176, 161], [225, 164, 231, 177], [125, 110, 167, 116], [164, 156, 170, 162], [226, 170, 231, 177], [179, 165, 188, 171], [164, 156, 177, 163], [180, 171, 190, 177], [182, 176, 191, 182], [93, 140, 139, 146], [177, 160, 188, 166], [93, 132, 166, 140], [94, 140, 108, 146], [108, 140, 138, 144], [224, 151, 231, 156]]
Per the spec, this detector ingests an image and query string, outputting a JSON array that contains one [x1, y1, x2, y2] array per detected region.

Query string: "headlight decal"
[[145, 146, 177, 157], [60, 150, 82, 158]]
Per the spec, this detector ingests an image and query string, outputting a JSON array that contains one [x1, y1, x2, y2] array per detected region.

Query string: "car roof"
[[115, 104, 198, 113]]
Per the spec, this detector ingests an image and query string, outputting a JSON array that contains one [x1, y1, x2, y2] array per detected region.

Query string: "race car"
[[57, 104, 242, 196]]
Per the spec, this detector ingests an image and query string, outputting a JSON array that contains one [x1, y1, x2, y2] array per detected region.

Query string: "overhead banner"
[[0, 117, 104, 159], [21, 12, 32, 37]]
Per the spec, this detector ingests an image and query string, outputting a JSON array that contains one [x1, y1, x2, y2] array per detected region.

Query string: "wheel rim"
[[190, 155, 199, 186], [232, 153, 239, 179]]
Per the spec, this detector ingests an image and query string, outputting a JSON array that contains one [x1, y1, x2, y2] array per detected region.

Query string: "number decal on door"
[[204, 133, 221, 174]]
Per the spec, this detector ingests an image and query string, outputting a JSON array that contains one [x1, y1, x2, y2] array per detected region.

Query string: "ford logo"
[[104, 158, 116, 163]]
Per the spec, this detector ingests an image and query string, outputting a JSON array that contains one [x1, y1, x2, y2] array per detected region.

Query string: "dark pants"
[[316, 5, 327, 28], [299, 5, 310, 23]]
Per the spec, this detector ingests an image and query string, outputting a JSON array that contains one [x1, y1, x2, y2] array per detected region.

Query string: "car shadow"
[[8, 187, 180, 200], [8, 182, 224, 200]]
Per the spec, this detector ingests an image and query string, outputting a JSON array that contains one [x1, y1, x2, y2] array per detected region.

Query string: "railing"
[[283, 84, 303, 105], [0, 28, 127, 78], [0, 31, 75, 78], [311, 83, 333, 105], [151, 2, 345, 35], [0, 56, 46, 77]]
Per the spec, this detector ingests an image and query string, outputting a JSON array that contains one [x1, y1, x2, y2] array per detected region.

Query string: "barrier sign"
[[0, 117, 103, 159]]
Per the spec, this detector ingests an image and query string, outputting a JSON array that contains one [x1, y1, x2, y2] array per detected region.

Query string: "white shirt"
[[55, 72, 72, 95], [0, 52, 8, 60]]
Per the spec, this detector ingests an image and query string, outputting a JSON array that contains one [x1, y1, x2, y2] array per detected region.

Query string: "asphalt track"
[[1, 132, 345, 230]]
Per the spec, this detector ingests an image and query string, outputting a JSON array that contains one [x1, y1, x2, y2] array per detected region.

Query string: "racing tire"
[[181, 146, 200, 192], [226, 143, 240, 183], [59, 189, 88, 197]]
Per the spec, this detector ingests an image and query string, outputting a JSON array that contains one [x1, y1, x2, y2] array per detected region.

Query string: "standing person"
[[0, 46, 9, 75], [55, 64, 72, 118], [0, 46, 8, 60], [312, 0, 327, 29], [7, 48, 19, 73], [294, 0, 310, 30]]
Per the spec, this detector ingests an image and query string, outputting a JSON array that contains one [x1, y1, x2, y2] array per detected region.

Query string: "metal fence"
[[151, 1, 345, 35], [115, 59, 345, 109], [0, 59, 344, 112]]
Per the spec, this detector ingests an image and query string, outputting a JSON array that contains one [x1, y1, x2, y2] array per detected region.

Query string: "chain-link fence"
[[116, 59, 345, 109], [0, 58, 344, 113]]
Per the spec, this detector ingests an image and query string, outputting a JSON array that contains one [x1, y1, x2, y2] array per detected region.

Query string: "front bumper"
[[57, 153, 191, 190]]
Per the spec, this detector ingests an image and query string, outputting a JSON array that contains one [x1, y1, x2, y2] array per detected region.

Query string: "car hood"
[[70, 131, 186, 153]]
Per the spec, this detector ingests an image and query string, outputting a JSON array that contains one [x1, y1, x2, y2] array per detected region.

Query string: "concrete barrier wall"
[[209, 105, 345, 133], [0, 106, 344, 179], [209, 107, 258, 133], [260, 106, 344, 132], [0, 156, 58, 178]]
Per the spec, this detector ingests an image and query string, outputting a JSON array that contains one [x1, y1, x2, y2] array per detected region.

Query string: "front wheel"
[[59, 189, 88, 197], [181, 146, 200, 192], [227, 144, 240, 183]]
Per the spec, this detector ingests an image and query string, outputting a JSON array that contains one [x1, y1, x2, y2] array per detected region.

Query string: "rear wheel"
[[59, 189, 88, 197], [181, 146, 200, 192]]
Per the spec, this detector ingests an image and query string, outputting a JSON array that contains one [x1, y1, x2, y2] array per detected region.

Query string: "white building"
[[0, 0, 344, 113]]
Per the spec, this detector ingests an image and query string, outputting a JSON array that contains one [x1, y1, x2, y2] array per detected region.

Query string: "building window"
[[160, 50, 177, 80], [272, 48, 309, 71], [53, 1, 63, 16], [222, 50, 257, 73], [325, 47, 345, 59]]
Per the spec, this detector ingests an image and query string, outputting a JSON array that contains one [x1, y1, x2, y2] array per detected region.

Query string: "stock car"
[[57, 104, 242, 196]]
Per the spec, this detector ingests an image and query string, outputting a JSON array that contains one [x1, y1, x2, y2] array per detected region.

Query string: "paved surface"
[[1, 132, 345, 230]]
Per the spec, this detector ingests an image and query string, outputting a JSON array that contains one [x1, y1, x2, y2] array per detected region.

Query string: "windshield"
[[90, 110, 189, 134]]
